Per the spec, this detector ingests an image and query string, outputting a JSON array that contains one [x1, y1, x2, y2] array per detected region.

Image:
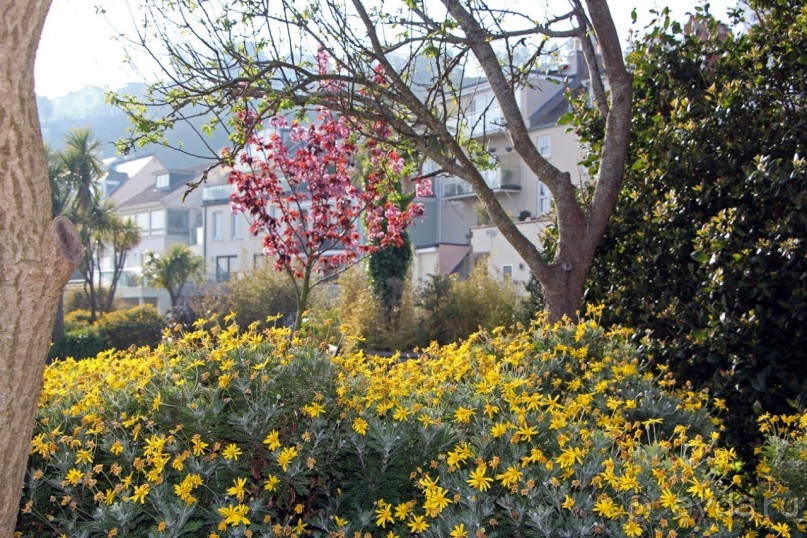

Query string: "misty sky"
[[35, 0, 738, 99]]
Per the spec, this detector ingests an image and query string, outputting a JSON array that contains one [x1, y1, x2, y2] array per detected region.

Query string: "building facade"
[[96, 46, 592, 312], [410, 45, 591, 288]]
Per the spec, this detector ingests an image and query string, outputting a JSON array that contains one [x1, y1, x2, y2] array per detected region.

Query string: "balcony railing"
[[443, 177, 474, 198], [100, 269, 141, 289], [202, 183, 235, 202], [443, 165, 521, 198], [482, 166, 521, 190], [466, 108, 505, 137]]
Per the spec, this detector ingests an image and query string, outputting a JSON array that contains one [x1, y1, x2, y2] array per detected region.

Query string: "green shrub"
[[337, 263, 522, 350], [225, 265, 298, 328], [63, 309, 94, 332], [756, 413, 807, 525], [567, 4, 807, 453], [415, 273, 457, 345], [95, 305, 165, 350], [185, 284, 229, 324], [64, 287, 124, 314], [449, 263, 519, 336], [188, 265, 298, 329], [21, 313, 803, 537], [47, 327, 108, 361], [416, 263, 520, 345], [337, 266, 421, 352]]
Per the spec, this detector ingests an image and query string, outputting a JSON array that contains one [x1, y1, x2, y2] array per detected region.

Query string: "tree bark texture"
[[441, 0, 631, 322], [0, 1, 83, 535]]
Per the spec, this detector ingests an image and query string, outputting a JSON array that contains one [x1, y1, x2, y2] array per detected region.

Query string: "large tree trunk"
[[542, 263, 589, 322], [0, 1, 83, 535], [440, 0, 631, 323]]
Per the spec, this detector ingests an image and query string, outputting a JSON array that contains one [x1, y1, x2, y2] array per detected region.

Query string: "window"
[[502, 264, 513, 281], [537, 135, 551, 157], [231, 212, 242, 239], [135, 212, 149, 233], [167, 209, 189, 235], [155, 173, 170, 189], [216, 255, 237, 282], [279, 128, 292, 147], [538, 182, 552, 215], [150, 210, 164, 235], [212, 211, 223, 240], [134, 211, 165, 236]]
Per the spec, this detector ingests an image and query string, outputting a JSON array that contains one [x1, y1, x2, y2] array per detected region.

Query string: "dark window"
[[216, 255, 237, 282]]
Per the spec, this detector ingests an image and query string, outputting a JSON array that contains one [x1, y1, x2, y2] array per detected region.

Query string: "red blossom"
[[227, 107, 430, 280]]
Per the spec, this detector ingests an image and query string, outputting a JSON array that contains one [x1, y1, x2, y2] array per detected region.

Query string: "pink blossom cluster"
[[227, 107, 430, 279]]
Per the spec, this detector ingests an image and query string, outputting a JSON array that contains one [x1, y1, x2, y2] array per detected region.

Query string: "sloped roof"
[[527, 82, 576, 129], [116, 168, 200, 210], [527, 51, 592, 130], [109, 155, 156, 177], [102, 154, 165, 197]]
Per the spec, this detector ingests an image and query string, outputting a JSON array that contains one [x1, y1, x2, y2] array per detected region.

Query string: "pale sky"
[[35, 0, 738, 99]]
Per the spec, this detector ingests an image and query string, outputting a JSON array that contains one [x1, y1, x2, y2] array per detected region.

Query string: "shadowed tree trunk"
[[0, 0, 83, 534], [51, 296, 66, 350]]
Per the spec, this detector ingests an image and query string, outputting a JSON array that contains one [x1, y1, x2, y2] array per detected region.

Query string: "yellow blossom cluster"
[[16, 313, 807, 537]]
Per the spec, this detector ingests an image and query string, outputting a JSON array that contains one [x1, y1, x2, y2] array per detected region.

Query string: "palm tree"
[[45, 143, 70, 219], [77, 195, 116, 321], [142, 244, 204, 308], [46, 143, 72, 344], [60, 127, 104, 220], [102, 218, 142, 313]]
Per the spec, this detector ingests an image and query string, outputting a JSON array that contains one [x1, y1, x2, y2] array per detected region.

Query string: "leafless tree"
[[114, 0, 632, 320]]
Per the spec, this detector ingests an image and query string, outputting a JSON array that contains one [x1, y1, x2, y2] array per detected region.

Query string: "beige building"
[[410, 45, 591, 288], [98, 156, 206, 312], [192, 166, 266, 283], [107, 166, 204, 312], [105, 155, 170, 204], [96, 45, 593, 311]]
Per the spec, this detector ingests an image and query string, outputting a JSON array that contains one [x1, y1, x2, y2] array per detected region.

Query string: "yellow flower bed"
[[16, 312, 807, 537]]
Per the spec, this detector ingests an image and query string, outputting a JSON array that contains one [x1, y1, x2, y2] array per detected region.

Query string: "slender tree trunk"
[[294, 269, 313, 331], [0, 1, 83, 535], [169, 287, 179, 308], [51, 294, 66, 349], [441, 0, 631, 324]]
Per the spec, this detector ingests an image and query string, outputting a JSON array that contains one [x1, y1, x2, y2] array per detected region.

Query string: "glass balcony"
[[466, 108, 505, 137], [100, 268, 141, 288], [482, 165, 521, 191], [202, 183, 235, 202], [443, 165, 521, 198], [443, 177, 474, 198]]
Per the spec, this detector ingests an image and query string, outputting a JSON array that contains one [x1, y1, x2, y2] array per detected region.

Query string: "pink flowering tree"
[[228, 106, 430, 329]]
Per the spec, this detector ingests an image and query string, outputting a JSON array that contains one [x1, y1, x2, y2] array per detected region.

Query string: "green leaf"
[[750, 371, 767, 392], [690, 250, 709, 264]]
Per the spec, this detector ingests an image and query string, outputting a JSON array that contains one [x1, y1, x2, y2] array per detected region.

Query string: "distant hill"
[[38, 84, 231, 170]]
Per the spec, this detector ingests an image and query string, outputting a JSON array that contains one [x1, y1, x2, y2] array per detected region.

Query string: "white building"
[[100, 158, 204, 312], [193, 166, 265, 283], [410, 45, 591, 287], [96, 46, 594, 311]]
